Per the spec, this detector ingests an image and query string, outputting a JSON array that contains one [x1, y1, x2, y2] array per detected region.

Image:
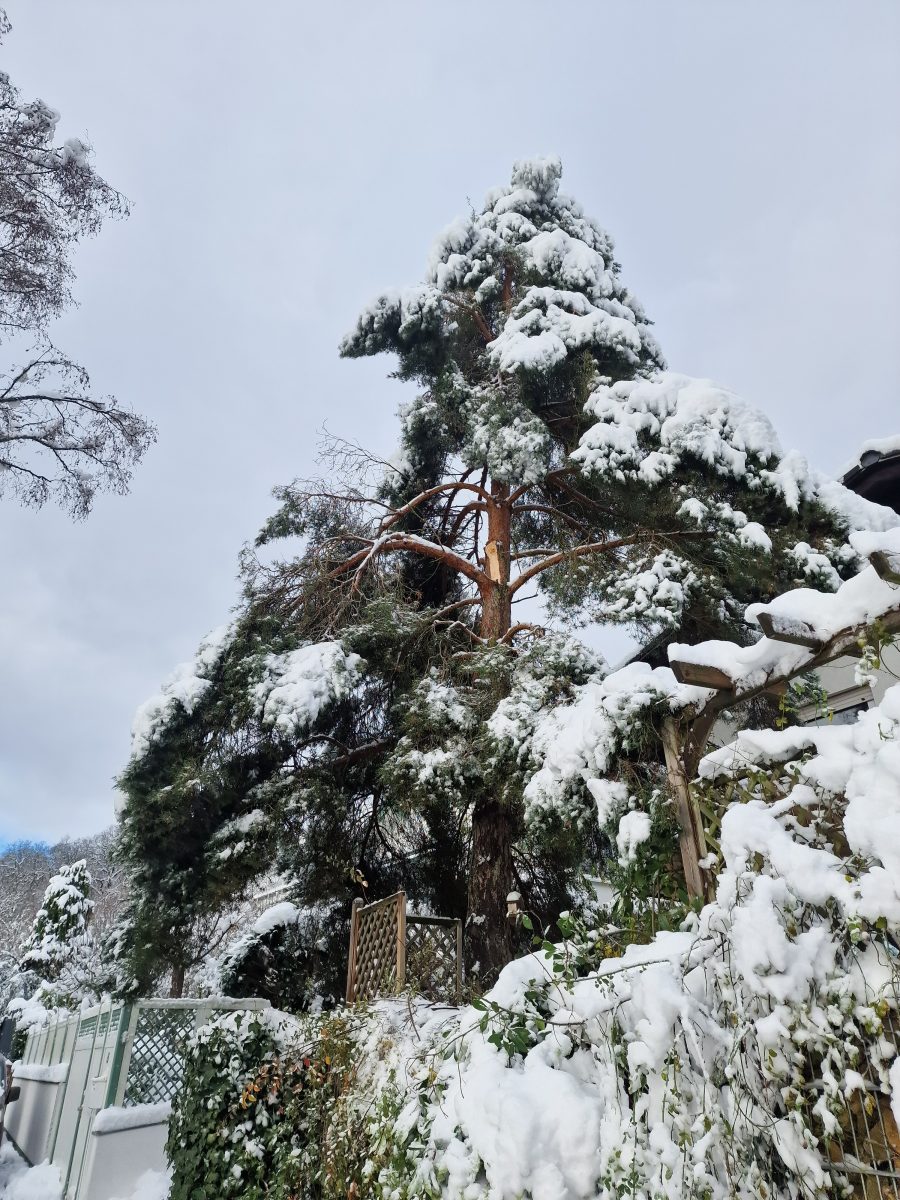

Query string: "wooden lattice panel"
[[347, 893, 463, 1004], [697, 795, 723, 858], [406, 916, 462, 1003], [819, 1008, 900, 1198], [346, 892, 405, 1003]]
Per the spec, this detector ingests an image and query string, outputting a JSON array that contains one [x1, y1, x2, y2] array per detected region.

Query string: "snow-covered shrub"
[[167, 663, 900, 1200], [166, 1004, 433, 1200], [167, 1009, 282, 1200], [393, 689, 900, 1200], [217, 901, 342, 1012]]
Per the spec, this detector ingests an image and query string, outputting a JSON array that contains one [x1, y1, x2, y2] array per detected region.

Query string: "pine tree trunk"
[[466, 795, 515, 983], [169, 962, 185, 998], [466, 482, 516, 984]]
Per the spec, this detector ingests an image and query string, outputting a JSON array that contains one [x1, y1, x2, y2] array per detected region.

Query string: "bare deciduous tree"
[[0, 342, 154, 514], [0, 10, 155, 515]]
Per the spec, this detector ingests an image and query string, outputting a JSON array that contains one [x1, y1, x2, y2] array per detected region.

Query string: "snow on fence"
[[6, 995, 269, 1200], [345, 890, 463, 1004]]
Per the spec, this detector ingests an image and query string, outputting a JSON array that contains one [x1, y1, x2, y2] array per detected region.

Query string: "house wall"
[[797, 644, 900, 725]]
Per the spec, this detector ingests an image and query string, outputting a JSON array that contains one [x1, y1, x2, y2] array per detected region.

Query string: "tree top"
[[341, 156, 664, 390]]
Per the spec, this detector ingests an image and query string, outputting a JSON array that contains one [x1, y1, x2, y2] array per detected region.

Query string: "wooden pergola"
[[662, 548, 900, 901]]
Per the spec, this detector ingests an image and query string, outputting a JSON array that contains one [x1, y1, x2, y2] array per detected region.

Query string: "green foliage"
[[168, 1009, 424, 1200], [167, 1012, 278, 1200], [219, 911, 345, 1013], [605, 792, 692, 938], [775, 673, 831, 729]]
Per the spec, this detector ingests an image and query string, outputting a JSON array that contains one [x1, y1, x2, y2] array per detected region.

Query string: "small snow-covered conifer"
[[17, 859, 104, 1011], [20, 859, 95, 979]]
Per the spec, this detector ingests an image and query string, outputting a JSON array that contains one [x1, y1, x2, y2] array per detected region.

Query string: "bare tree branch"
[[0, 340, 155, 515], [509, 529, 711, 595]]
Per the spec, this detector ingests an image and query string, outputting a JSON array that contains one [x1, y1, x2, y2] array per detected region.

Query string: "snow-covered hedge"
[[166, 1004, 427, 1200]]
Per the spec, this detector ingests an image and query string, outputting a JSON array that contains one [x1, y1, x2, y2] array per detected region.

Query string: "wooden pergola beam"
[[754, 611, 823, 649], [672, 605, 900, 718], [669, 660, 733, 690], [668, 596, 900, 902]]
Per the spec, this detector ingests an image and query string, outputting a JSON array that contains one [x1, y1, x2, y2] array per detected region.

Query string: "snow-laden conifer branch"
[[508, 527, 713, 595]]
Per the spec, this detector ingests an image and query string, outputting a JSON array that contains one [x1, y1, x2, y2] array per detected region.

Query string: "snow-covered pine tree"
[[325, 156, 888, 973], [18, 859, 100, 1008], [118, 158, 891, 990]]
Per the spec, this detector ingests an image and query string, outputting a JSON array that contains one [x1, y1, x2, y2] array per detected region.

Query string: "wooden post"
[[345, 897, 363, 1003], [660, 717, 711, 902], [396, 891, 407, 992]]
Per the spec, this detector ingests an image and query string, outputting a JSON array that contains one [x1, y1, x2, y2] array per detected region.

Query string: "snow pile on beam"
[[668, 528, 900, 694]]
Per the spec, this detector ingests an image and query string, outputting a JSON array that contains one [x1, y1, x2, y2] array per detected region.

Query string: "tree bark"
[[466, 795, 515, 985], [465, 482, 516, 983], [169, 962, 185, 999], [479, 481, 512, 641]]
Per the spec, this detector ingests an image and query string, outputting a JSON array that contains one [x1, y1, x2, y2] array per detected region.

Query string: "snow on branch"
[[252, 642, 363, 736], [341, 156, 663, 379], [127, 623, 235, 762], [575, 374, 899, 535]]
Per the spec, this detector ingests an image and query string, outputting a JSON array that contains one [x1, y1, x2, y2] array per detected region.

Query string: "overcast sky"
[[1, 0, 898, 845]]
